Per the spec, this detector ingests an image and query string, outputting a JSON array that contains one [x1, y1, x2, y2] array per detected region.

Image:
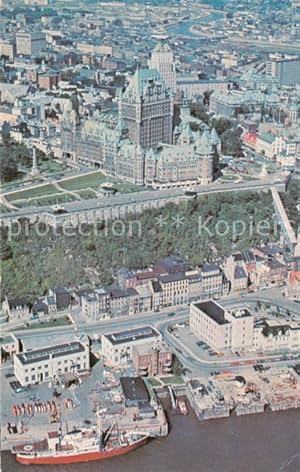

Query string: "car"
[[183, 368, 192, 375], [168, 312, 176, 317], [5, 372, 14, 379]]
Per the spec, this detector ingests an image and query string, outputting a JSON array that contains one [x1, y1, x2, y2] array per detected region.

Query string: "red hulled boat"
[[12, 421, 149, 465]]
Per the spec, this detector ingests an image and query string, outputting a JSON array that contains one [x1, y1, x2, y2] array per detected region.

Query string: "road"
[[8, 292, 299, 377]]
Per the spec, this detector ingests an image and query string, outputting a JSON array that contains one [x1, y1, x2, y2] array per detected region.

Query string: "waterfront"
[[166, 12, 224, 37], [2, 407, 300, 472]]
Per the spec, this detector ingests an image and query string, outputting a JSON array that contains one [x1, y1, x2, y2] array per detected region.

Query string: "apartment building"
[[132, 343, 172, 377], [148, 42, 176, 92], [101, 326, 162, 366], [253, 319, 300, 352], [266, 57, 300, 87], [0, 40, 16, 61], [14, 341, 90, 387], [2, 297, 31, 322], [16, 32, 46, 56], [190, 301, 254, 351], [159, 272, 189, 307], [200, 263, 229, 299], [81, 289, 110, 320], [190, 300, 232, 350]]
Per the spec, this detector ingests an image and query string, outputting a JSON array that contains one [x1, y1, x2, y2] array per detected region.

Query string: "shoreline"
[[2, 408, 300, 472]]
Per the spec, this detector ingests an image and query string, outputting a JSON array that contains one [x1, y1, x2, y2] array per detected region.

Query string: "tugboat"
[[12, 418, 149, 465]]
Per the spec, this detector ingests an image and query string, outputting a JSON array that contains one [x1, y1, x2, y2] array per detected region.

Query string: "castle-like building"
[[60, 61, 220, 188], [120, 67, 174, 149]]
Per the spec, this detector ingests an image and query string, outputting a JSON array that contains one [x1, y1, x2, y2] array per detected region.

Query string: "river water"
[[166, 12, 224, 37], [2, 407, 300, 472]]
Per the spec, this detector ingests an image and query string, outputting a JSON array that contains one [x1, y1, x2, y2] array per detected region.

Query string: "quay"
[[185, 366, 300, 421]]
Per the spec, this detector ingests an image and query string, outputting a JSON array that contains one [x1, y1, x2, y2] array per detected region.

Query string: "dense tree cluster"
[[0, 143, 32, 183], [1, 190, 278, 299], [280, 180, 300, 232]]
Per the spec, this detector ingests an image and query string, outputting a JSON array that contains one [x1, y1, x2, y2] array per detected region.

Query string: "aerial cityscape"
[[0, 0, 299, 471]]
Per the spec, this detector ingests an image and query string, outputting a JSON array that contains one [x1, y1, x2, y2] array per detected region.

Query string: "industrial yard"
[[186, 366, 300, 421]]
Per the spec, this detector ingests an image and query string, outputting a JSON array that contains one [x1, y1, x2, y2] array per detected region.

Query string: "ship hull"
[[15, 437, 147, 465]]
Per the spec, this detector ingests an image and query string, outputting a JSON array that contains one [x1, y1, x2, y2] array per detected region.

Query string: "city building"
[[190, 300, 232, 350], [81, 289, 110, 320], [48, 287, 71, 311], [190, 300, 254, 351], [16, 32, 46, 56], [0, 40, 16, 61], [253, 319, 300, 352], [101, 326, 162, 366], [120, 68, 174, 149], [148, 42, 176, 92], [38, 71, 60, 90], [132, 343, 172, 377], [158, 272, 189, 307], [120, 376, 150, 408], [61, 96, 219, 187], [225, 254, 249, 292], [2, 297, 31, 322], [200, 263, 229, 299], [0, 334, 20, 365], [266, 57, 300, 87], [14, 341, 90, 387], [176, 78, 229, 100]]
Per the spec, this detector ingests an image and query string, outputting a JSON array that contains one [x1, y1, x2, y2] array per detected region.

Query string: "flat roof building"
[[102, 326, 162, 366], [120, 376, 150, 407], [190, 301, 254, 351], [14, 341, 90, 387], [16, 32, 46, 56], [190, 300, 232, 350]]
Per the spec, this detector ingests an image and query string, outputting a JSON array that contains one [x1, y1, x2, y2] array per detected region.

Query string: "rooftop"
[[104, 326, 160, 345], [193, 300, 229, 325], [16, 342, 86, 365], [120, 376, 150, 403]]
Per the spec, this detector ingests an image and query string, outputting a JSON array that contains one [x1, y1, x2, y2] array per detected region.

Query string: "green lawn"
[[59, 171, 107, 191], [5, 184, 60, 202], [39, 160, 68, 175], [3, 171, 142, 207], [29, 193, 78, 206], [160, 375, 184, 385], [147, 378, 162, 387], [110, 180, 141, 193], [76, 189, 98, 199]]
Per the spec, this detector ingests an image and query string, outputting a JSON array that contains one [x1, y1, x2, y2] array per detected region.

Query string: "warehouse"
[[14, 341, 90, 387]]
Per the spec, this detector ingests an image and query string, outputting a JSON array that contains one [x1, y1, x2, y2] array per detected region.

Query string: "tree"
[[211, 117, 232, 136], [0, 147, 18, 182], [190, 102, 210, 123], [221, 129, 243, 156], [1, 122, 10, 145], [0, 228, 12, 261]]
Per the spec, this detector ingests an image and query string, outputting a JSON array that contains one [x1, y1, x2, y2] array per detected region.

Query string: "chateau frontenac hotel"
[[61, 67, 221, 188]]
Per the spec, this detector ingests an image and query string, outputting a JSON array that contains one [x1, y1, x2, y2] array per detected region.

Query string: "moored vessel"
[[12, 420, 149, 465]]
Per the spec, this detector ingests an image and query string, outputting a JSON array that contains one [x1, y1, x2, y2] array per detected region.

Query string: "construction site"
[[186, 365, 300, 421]]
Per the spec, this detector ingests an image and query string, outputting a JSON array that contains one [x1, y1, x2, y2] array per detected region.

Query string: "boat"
[[11, 420, 149, 465]]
